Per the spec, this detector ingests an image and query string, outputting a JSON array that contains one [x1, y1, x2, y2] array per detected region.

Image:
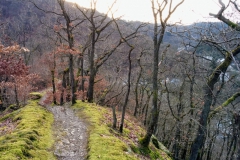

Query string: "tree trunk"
[[87, 27, 96, 103], [0, 89, 3, 110], [141, 14, 164, 147], [81, 57, 85, 101], [60, 69, 67, 105], [218, 137, 226, 160], [112, 105, 117, 129], [66, 69, 71, 102], [190, 48, 240, 160], [226, 122, 236, 160], [181, 53, 196, 159], [174, 120, 181, 160], [87, 69, 95, 103], [190, 86, 213, 160], [134, 79, 140, 117], [141, 0, 184, 146], [234, 113, 240, 160], [69, 54, 76, 104], [51, 70, 57, 105], [119, 47, 133, 133], [134, 56, 143, 117], [14, 84, 19, 108], [58, 0, 76, 105], [143, 91, 151, 126], [230, 139, 237, 160]]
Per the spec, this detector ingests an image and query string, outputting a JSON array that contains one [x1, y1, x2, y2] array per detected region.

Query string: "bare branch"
[[210, 0, 240, 31], [208, 91, 240, 120], [29, 0, 62, 16], [165, 0, 184, 23], [164, 80, 179, 120], [231, 0, 240, 12]]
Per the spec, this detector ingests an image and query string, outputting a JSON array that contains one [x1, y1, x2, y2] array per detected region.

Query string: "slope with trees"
[[0, 0, 240, 159]]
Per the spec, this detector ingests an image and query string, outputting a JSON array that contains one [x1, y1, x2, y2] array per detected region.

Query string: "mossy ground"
[[0, 95, 171, 160], [73, 101, 172, 160], [0, 96, 55, 160]]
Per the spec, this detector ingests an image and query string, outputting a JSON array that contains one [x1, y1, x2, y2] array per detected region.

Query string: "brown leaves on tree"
[[0, 43, 40, 108]]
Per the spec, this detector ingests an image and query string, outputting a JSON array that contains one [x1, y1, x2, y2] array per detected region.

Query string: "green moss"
[[0, 100, 55, 160], [130, 144, 140, 154], [209, 92, 240, 121], [9, 104, 19, 110], [73, 101, 172, 160], [228, 21, 238, 29], [131, 142, 172, 160], [73, 101, 137, 160], [152, 136, 172, 157], [130, 143, 161, 159]]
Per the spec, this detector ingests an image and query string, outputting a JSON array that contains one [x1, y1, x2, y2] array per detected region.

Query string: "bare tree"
[[190, 0, 240, 159], [76, 1, 147, 103], [113, 19, 147, 133], [76, 0, 119, 103], [141, 0, 184, 147], [31, 0, 85, 105]]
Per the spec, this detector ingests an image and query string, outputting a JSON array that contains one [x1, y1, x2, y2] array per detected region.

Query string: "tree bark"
[[119, 47, 133, 133], [60, 69, 68, 105], [51, 70, 57, 105], [134, 54, 143, 117], [0, 89, 3, 110], [58, 0, 76, 105], [181, 53, 196, 159], [142, 0, 184, 147], [112, 105, 117, 129], [234, 113, 240, 160], [190, 47, 240, 160], [143, 91, 151, 126], [69, 54, 76, 104], [14, 84, 19, 108], [141, 3, 162, 146], [81, 56, 85, 101]]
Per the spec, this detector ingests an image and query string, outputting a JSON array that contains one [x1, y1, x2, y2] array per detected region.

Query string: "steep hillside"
[[74, 101, 172, 160]]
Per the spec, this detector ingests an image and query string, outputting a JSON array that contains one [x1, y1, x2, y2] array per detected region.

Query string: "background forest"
[[0, 0, 240, 159]]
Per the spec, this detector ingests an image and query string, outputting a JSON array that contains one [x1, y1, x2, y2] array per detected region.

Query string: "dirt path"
[[47, 104, 88, 160]]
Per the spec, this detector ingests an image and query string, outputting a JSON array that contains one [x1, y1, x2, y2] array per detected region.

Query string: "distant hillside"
[[0, 0, 195, 46], [0, 0, 227, 55], [74, 101, 172, 159]]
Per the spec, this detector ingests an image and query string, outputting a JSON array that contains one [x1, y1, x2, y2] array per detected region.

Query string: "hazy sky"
[[66, 0, 230, 24]]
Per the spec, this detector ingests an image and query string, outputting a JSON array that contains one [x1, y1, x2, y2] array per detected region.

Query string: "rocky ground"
[[47, 104, 88, 160]]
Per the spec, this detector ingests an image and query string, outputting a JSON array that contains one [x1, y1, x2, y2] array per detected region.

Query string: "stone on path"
[[47, 105, 88, 160]]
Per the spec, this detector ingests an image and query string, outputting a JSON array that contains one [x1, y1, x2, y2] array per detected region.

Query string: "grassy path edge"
[[0, 94, 55, 160], [73, 101, 172, 160]]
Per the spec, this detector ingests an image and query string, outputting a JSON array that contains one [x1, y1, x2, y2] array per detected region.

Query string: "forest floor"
[[0, 93, 172, 160], [46, 104, 88, 160]]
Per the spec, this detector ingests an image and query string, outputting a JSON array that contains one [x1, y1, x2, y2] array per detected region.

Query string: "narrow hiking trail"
[[47, 104, 88, 160]]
